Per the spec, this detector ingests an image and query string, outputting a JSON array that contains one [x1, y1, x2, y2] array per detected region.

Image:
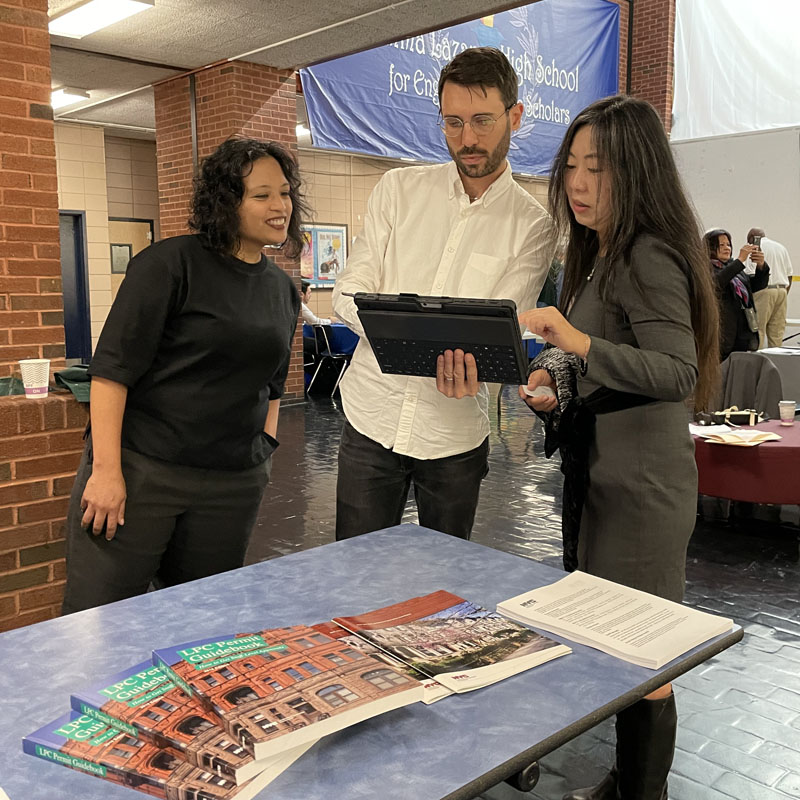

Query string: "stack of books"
[[23, 592, 569, 796]]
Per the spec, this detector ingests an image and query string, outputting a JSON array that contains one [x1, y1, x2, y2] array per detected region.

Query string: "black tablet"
[[352, 292, 528, 384]]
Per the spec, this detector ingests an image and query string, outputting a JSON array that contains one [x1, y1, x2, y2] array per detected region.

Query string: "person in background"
[[62, 138, 308, 614], [519, 95, 719, 800], [745, 227, 793, 348], [301, 280, 332, 366], [704, 228, 769, 360], [301, 279, 332, 326], [332, 47, 552, 542]]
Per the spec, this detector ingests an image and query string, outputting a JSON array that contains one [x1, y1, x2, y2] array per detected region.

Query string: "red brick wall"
[[152, 77, 193, 243], [0, 0, 65, 377], [154, 61, 304, 398], [610, 0, 629, 93], [0, 0, 79, 632], [0, 394, 87, 632], [628, 0, 675, 131]]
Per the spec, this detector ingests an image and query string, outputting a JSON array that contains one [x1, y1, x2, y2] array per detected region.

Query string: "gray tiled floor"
[[248, 388, 800, 800]]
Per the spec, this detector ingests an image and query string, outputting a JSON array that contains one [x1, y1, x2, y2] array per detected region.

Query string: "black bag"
[[705, 406, 765, 426]]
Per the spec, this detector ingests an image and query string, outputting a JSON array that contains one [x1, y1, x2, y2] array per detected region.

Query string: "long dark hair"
[[189, 138, 310, 258], [703, 228, 732, 262], [550, 95, 719, 410]]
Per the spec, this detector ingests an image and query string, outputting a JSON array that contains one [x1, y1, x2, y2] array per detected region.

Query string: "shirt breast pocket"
[[457, 253, 507, 298]]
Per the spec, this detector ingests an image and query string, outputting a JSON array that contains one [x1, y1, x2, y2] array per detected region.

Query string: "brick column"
[[154, 61, 303, 398], [0, 0, 65, 375], [608, 0, 629, 93], [0, 0, 88, 632], [628, 0, 675, 131]]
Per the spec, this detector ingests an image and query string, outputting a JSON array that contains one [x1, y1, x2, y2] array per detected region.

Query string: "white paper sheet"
[[689, 423, 731, 437]]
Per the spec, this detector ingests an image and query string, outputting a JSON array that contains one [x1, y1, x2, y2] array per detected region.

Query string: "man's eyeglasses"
[[439, 103, 517, 138]]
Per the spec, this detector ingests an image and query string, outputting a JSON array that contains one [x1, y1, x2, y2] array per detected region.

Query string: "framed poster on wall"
[[300, 223, 348, 287]]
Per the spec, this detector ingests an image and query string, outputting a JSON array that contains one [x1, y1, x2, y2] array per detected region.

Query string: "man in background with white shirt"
[[300, 280, 332, 327], [746, 227, 794, 348], [332, 47, 552, 541]]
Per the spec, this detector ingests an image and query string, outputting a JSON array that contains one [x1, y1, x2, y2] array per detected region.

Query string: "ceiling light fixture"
[[49, 0, 155, 39], [51, 87, 90, 109]]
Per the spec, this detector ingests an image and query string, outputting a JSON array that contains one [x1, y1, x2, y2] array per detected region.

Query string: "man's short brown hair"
[[437, 47, 519, 109]]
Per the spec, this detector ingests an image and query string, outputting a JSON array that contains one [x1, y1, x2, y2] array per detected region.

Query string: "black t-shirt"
[[88, 235, 300, 470]]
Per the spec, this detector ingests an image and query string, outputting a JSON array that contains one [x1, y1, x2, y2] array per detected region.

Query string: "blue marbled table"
[[0, 524, 742, 800]]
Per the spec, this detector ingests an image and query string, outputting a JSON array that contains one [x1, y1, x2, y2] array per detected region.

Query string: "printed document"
[[497, 571, 734, 669]]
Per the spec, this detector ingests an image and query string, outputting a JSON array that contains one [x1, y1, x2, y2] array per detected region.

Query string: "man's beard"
[[448, 121, 511, 179]]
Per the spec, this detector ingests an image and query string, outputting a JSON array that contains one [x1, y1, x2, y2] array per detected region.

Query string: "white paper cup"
[[779, 400, 796, 426], [19, 358, 50, 398]]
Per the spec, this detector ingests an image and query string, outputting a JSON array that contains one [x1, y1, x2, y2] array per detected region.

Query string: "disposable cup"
[[778, 400, 796, 426], [19, 358, 50, 399]]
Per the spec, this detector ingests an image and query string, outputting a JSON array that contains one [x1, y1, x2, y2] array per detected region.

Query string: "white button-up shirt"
[[332, 161, 552, 459], [753, 237, 794, 287]]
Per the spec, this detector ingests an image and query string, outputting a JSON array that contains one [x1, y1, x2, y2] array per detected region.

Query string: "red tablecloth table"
[[694, 420, 800, 504]]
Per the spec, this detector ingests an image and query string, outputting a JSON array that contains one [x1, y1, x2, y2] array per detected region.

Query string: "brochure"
[[333, 590, 570, 693]]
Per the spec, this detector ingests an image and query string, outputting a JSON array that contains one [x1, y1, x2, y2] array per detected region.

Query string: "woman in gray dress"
[[518, 96, 719, 800]]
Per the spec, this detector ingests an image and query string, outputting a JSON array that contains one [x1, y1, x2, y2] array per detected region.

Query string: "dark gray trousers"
[[335, 420, 489, 541], [61, 439, 270, 615]]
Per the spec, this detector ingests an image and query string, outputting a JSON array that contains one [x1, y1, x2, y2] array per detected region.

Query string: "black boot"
[[561, 767, 617, 800], [562, 693, 676, 800], [615, 693, 676, 800]]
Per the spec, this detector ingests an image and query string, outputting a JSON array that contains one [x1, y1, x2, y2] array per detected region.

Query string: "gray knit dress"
[[567, 235, 698, 602]]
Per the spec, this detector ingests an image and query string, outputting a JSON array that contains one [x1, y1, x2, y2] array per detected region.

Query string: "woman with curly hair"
[[62, 138, 308, 614]]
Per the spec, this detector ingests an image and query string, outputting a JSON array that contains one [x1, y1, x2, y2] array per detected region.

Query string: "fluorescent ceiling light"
[[49, 0, 155, 39], [51, 87, 90, 109]]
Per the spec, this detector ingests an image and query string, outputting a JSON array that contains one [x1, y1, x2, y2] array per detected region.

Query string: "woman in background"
[[62, 138, 308, 614], [704, 228, 769, 360], [518, 95, 719, 800]]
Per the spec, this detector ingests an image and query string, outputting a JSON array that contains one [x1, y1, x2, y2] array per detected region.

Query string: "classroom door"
[[58, 212, 91, 362]]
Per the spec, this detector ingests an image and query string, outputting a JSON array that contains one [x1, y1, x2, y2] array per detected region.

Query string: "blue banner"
[[300, 0, 619, 176]]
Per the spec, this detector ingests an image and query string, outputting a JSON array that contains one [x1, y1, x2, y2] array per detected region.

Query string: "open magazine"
[[333, 590, 570, 693], [497, 572, 734, 669], [702, 429, 781, 446], [311, 621, 453, 704]]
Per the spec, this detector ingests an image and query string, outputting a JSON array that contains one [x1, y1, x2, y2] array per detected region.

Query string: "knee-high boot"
[[562, 692, 677, 800]]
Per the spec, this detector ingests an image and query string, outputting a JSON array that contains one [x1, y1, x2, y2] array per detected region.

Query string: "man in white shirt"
[[332, 47, 552, 541], [300, 280, 332, 327], [746, 228, 793, 348]]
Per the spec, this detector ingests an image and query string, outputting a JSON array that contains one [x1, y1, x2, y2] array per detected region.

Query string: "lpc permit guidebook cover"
[[153, 624, 424, 760], [22, 711, 305, 800], [497, 571, 735, 669], [333, 590, 571, 693], [70, 659, 302, 785]]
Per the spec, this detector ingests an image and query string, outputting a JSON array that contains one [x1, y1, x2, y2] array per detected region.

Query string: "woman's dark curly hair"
[[189, 138, 310, 258]]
